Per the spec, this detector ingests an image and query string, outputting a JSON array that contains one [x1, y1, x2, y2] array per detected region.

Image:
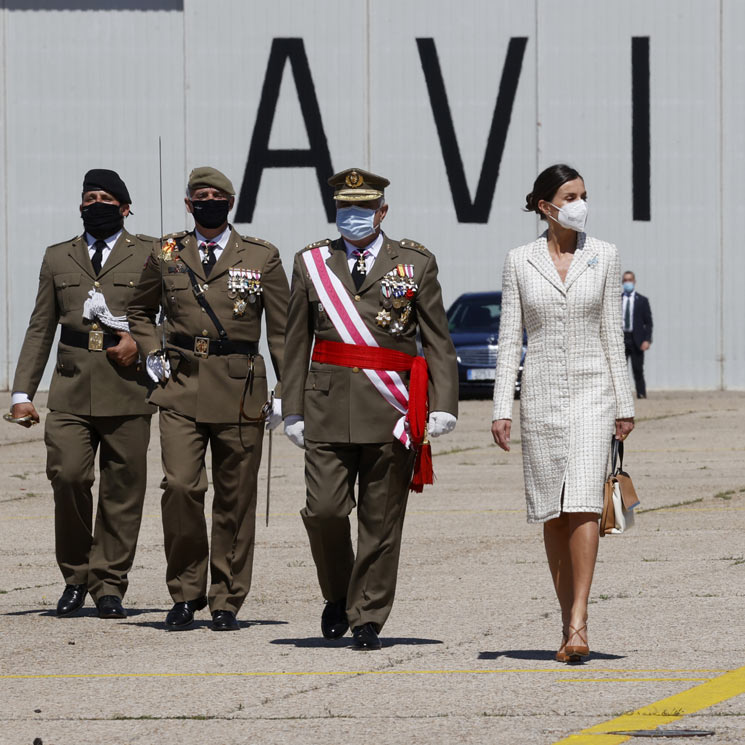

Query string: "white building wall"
[[0, 0, 741, 391]]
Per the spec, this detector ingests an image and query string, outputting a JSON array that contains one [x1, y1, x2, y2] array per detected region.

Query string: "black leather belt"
[[60, 326, 119, 351], [168, 333, 259, 359]]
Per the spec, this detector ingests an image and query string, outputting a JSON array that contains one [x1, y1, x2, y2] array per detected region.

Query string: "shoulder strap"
[[182, 262, 229, 340]]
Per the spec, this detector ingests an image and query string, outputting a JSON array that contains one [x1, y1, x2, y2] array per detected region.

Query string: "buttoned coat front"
[[12, 229, 155, 416], [282, 235, 459, 444], [492, 233, 634, 523], [127, 228, 289, 423]]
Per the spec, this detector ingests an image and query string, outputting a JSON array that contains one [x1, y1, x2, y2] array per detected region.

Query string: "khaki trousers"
[[159, 409, 263, 613], [44, 411, 151, 601], [301, 439, 415, 631]]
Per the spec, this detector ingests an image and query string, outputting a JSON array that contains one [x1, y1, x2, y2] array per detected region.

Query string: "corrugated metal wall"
[[0, 0, 742, 391]]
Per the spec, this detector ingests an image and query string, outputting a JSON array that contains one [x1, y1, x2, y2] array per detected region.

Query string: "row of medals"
[[376, 264, 417, 335], [227, 267, 262, 317]]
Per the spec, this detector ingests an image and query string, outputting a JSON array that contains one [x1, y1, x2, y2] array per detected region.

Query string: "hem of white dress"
[[527, 506, 602, 524]]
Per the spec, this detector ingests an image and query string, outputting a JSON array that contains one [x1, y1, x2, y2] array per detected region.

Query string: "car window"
[[448, 298, 501, 332]]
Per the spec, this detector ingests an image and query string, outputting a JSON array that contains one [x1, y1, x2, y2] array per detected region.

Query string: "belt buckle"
[[88, 330, 104, 351], [194, 336, 210, 358]]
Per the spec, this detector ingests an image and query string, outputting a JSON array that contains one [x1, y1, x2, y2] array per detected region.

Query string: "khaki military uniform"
[[127, 227, 289, 613], [12, 229, 155, 601], [283, 234, 458, 631]]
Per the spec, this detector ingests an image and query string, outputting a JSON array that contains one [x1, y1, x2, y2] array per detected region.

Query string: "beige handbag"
[[600, 439, 640, 536]]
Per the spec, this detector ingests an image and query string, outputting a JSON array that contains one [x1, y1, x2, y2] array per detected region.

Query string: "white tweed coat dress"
[[492, 232, 634, 523]]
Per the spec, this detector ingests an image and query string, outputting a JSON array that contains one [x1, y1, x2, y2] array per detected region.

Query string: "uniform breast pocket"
[[309, 289, 333, 331], [164, 273, 190, 313], [110, 272, 141, 312], [53, 273, 82, 313]]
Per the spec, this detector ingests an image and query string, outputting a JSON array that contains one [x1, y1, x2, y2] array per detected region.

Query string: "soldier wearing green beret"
[[127, 166, 289, 631], [9, 169, 155, 620], [282, 167, 459, 649]]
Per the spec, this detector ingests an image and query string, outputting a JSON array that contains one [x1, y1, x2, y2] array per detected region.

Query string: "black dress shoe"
[[164, 596, 208, 630], [321, 599, 348, 639], [353, 622, 382, 650], [211, 610, 239, 631], [97, 595, 126, 619], [56, 584, 87, 616]]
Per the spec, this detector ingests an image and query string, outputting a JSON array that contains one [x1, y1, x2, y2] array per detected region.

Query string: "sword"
[[265, 391, 274, 527], [158, 136, 167, 352]]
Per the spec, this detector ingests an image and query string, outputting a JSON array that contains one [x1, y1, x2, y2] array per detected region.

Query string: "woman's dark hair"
[[525, 164, 582, 219]]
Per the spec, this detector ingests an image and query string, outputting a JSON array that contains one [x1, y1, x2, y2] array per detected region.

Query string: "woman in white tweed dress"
[[491, 164, 635, 662]]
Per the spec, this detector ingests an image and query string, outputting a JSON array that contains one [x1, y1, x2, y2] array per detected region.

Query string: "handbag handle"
[[610, 437, 625, 474]]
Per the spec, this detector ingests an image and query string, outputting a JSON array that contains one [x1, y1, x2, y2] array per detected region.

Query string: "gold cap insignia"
[[345, 171, 362, 188]]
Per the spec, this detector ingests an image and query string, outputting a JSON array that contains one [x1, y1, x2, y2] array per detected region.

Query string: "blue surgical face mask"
[[623, 281, 635, 294], [336, 206, 377, 241]]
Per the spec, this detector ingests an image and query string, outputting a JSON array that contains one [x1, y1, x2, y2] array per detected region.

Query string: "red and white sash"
[[303, 246, 411, 447]]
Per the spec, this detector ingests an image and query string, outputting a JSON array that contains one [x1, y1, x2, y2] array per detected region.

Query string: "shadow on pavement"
[[2, 607, 164, 618], [271, 637, 443, 648], [122, 618, 288, 631], [479, 649, 625, 661]]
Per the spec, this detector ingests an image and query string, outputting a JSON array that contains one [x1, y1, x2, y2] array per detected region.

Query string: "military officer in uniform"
[[127, 167, 289, 631], [283, 168, 459, 649], [9, 169, 155, 619]]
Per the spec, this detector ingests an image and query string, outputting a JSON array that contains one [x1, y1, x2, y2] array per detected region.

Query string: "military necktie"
[[624, 294, 631, 332], [91, 239, 106, 275], [351, 249, 370, 290], [201, 241, 217, 277]]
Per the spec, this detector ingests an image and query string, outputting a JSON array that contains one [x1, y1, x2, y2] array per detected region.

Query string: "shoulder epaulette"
[[240, 234, 274, 248], [164, 230, 188, 240], [135, 233, 158, 242], [400, 238, 427, 253], [303, 238, 331, 251], [48, 236, 79, 249]]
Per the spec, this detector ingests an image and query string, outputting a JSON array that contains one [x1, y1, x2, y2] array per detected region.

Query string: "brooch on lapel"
[[587, 256, 598, 267]]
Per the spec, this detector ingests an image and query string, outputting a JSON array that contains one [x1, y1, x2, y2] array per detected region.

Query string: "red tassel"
[[410, 441, 434, 493]]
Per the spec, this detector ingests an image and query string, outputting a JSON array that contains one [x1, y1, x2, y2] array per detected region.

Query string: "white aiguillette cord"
[[82, 289, 129, 332]]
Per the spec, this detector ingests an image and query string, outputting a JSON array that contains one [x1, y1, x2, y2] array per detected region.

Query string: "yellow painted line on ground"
[[560, 677, 711, 683], [0, 668, 729, 681], [552, 664, 745, 744]]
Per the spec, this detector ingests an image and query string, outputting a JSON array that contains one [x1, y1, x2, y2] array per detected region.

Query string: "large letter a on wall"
[[417, 37, 527, 223], [236, 38, 335, 223]]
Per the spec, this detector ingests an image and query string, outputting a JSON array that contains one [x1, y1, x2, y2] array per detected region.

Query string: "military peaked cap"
[[329, 167, 389, 202]]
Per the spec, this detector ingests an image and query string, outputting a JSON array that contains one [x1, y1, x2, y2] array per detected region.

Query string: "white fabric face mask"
[[548, 199, 588, 232]]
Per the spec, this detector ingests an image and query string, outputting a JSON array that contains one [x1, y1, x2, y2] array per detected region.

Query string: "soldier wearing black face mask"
[[128, 166, 289, 632], [8, 169, 156, 620]]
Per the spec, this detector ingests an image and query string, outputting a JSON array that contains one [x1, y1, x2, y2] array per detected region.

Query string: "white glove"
[[146, 351, 171, 383], [427, 411, 457, 438], [265, 398, 282, 432], [284, 415, 305, 448]]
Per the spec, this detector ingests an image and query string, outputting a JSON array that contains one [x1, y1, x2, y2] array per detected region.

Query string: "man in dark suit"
[[622, 270, 653, 399]]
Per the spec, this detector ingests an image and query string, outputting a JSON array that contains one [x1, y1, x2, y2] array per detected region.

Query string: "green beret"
[[188, 166, 235, 196], [328, 167, 389, 202]]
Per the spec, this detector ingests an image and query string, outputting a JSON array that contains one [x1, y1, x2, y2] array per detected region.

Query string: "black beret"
[[82, 169, 131, 204]]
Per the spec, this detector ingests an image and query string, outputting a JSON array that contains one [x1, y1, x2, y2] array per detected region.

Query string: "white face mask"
[[548, 199, 588, 232]]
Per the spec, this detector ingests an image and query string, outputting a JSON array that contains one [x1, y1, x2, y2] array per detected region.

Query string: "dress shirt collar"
[[342, 231, 384, 260], [85, 229, 122, 251], [195, 224, 231, 251]]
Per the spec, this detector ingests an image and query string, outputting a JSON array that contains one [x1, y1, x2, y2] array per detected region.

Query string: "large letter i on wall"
[[632, 36, 651, 221], [235, 39, 335, 223], [416, 37, 527, 223]]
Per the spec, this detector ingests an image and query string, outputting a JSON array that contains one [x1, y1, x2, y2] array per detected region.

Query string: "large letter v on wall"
[[416, 37, 527, 223]]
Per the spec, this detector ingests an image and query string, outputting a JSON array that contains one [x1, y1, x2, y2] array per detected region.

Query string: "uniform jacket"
[[282, 234, 458, 444], [627, 291, 653, 349], [492, 232, 634, 523], [12, 229, 156, 417], [127, 227, 289, 424]]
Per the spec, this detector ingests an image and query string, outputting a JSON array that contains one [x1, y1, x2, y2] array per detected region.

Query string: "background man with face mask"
[[282, 168, 459, 650], [127, 166, 289, 632], [621, 270, 653, 399], [8, 168, 155, 619]]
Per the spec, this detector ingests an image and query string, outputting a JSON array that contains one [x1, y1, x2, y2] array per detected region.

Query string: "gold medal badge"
[[160, 238, 178, 262]]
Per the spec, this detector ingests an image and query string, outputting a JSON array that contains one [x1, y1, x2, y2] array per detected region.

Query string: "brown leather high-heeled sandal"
[[555, 629, 569, 662], [565, 624, 590, 661]]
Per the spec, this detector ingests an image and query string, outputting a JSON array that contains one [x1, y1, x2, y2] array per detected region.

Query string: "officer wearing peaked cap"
[[9, 169, 155, 620], [282, 167, 459, 649], [127, 166, 289, 632]]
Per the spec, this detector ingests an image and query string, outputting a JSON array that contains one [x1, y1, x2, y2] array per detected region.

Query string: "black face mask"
[[81, 202, 124, 239], [190, 199, 230, 230]]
